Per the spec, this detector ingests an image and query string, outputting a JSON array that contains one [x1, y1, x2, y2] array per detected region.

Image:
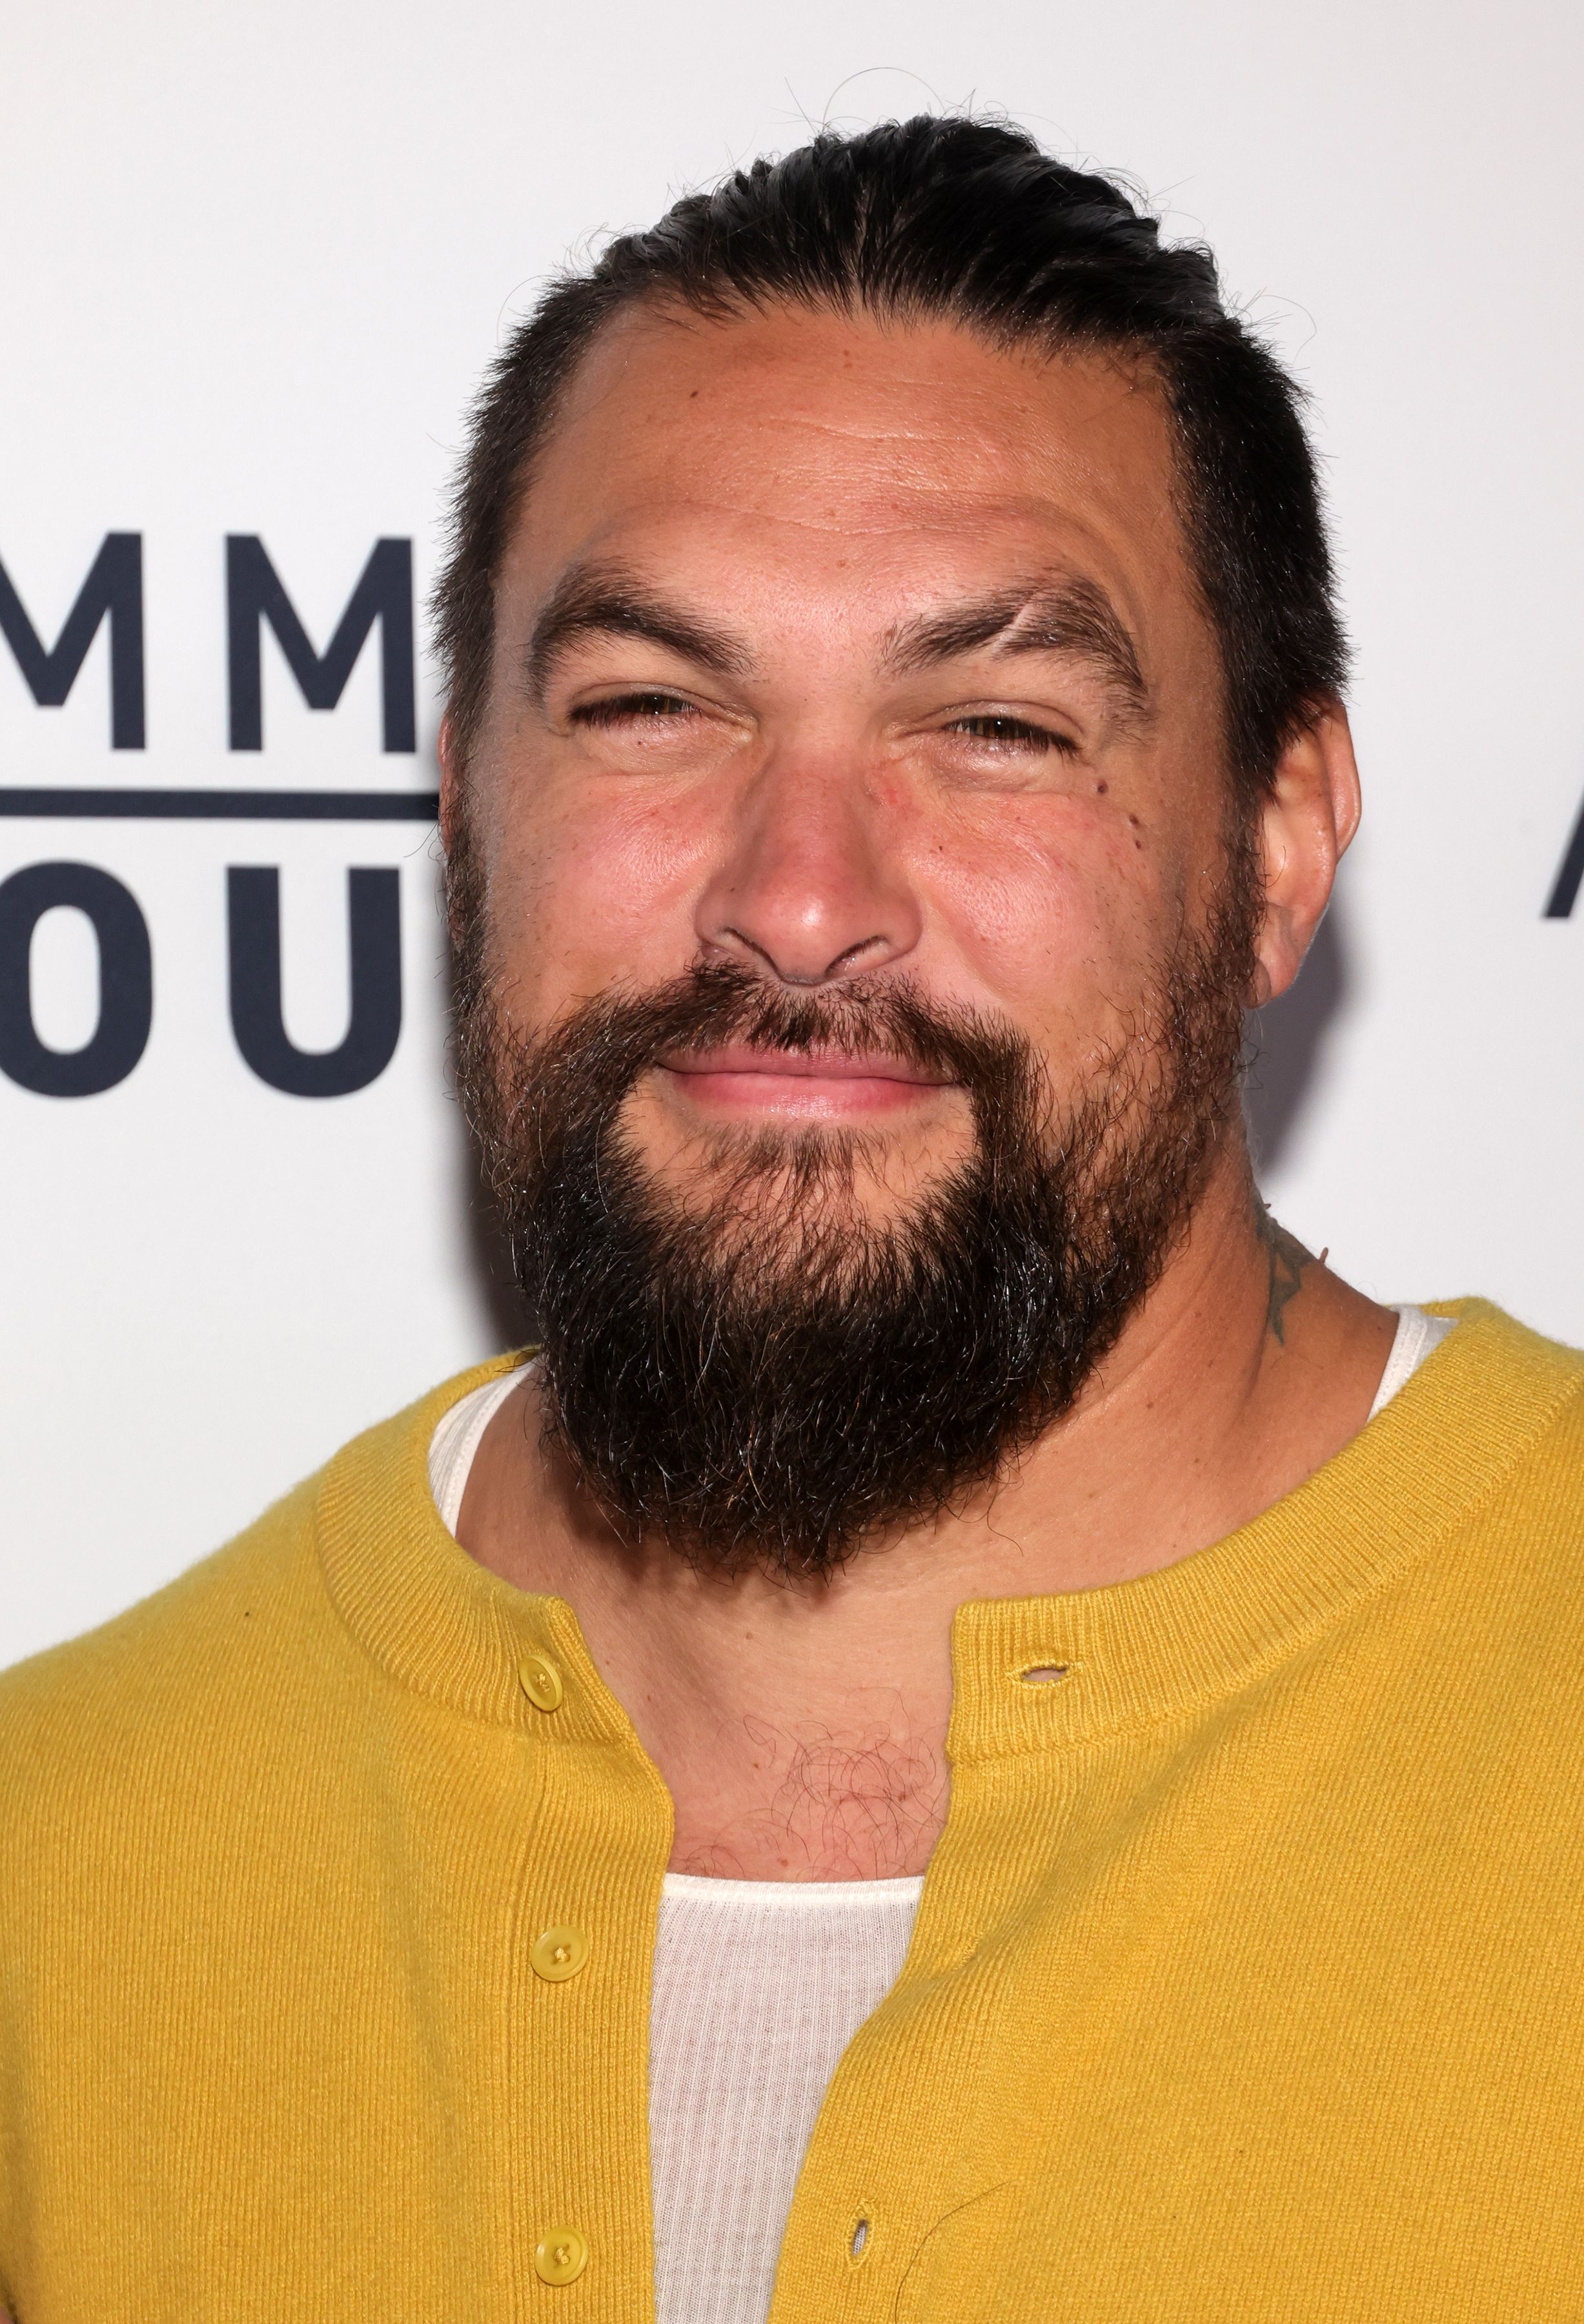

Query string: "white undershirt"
[[429, 1301, 1454, 2324]]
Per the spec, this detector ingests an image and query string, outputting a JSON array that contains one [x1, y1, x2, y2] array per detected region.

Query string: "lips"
[[655, 1043, 959, 1118], [661, 1043, 951, 1085]]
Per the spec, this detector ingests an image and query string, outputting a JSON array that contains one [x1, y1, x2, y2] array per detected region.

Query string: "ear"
[[1250, 704, 1360, 1006]]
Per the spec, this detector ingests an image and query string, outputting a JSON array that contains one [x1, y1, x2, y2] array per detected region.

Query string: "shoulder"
[[0, 1476, 325, 1844], [0, 1358, 514, 1862], [1425, 1297, 1584, 1458], [1405, 1299, 1584, 1617]]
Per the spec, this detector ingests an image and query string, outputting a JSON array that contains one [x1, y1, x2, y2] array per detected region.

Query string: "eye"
[[945, 713, 1076, 755], [569, 689, 699, 728]]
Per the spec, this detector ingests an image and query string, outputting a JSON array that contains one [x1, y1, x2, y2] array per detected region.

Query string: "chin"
[[646, 1114, 970, 1236]]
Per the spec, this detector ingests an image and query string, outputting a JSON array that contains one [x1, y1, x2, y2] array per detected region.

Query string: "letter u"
[[227, 866, 401, 1096]]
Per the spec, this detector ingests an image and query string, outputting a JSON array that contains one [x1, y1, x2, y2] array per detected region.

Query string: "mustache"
[[499, 959, 1046, 1141]]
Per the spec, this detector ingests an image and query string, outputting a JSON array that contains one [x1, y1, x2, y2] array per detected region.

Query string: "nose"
[[694, 752, 922, 986]]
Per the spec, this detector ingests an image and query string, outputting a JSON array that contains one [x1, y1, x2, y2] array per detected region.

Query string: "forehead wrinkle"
[[523, 556, 756, 700], [882, 575, 1151, 723]]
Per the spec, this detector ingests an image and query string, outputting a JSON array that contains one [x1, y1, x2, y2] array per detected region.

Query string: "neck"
[[457, 1134, 1397, 1879]]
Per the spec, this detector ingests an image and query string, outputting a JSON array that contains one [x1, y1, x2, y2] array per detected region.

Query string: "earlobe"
[[1251, 704, 1359, 1006]]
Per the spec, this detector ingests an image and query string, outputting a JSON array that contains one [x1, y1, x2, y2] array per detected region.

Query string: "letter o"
[[0, 861, 152, 1097]]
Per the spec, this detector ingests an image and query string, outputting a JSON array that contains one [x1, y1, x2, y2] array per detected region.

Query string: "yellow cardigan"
[[5, 1300, 1584, 2320]]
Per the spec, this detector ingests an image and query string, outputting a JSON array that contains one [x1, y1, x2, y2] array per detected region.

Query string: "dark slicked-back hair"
[[435, 114, 1346, 800]]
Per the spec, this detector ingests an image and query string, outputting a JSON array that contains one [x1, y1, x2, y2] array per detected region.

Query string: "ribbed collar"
[[317, 1352, 641, 1751], [316, 1301, 1581, 1764], [947, 1300, 1581, 1758]]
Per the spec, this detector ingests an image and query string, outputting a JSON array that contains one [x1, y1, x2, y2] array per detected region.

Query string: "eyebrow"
[[525, 560, 1150, 725], [882, 576, 1150, 722], [525, 562, 753, 699]]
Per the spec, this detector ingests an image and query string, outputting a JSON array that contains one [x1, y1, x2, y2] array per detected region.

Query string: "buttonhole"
[[849, 2217, 871, 2262], [1019, 1662, 1071, 1685]]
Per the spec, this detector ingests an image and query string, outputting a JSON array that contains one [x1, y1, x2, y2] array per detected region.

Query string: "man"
[[3, 114, 1581, 2324]]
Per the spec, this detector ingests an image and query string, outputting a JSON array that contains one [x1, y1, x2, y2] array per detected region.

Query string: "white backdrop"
[[4, 0, 1582, 1665]]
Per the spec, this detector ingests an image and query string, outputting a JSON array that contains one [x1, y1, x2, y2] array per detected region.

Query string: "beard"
[[450, 838, 1258, 1580]]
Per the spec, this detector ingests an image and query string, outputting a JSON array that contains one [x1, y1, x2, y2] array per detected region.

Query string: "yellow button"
[[533, 2225, 589, 2285], [518, 1653, 564, 1711], [530, 1925, 590, 1983]]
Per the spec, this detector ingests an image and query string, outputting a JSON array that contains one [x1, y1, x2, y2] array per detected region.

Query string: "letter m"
[[227, 536, 415, 751], [0, 534, 145, 748]]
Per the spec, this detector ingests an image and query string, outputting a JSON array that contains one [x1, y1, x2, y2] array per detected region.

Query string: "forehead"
[[505, 303, 1197, 650]]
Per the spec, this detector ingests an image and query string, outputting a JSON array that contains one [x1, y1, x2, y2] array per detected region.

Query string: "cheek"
[[480, 768, 721, 1030], [917, 799, 1183, 1056]]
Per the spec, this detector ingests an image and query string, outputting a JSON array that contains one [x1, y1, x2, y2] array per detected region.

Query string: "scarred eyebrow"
[[882, 576, 1150, 723], [525, 560, 753, 699]]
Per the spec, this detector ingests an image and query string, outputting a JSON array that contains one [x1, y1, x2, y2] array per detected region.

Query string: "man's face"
[[447, 303, 1261, 1569], [459, 303, 1235, 1230]]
